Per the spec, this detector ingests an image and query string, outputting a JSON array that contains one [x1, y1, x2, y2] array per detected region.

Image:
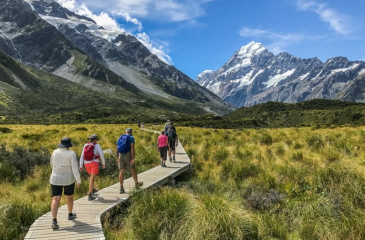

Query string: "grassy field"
[[2, 124, 365, 239]]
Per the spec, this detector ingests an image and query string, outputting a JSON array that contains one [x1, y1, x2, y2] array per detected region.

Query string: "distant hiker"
[[141, 122, 145, 129], [164, 120, 176, 133], [166, 125, 178, 162], [137, 121, 141, 128], [157, 130, 169, 167], [50, 137, 81, 230], [116, 128, 143, 194], [164, 120, 171, 131], [79, 134, 106, 201]]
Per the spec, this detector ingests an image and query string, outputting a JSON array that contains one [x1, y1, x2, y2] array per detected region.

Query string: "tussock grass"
[[3, 124, 365, 239]]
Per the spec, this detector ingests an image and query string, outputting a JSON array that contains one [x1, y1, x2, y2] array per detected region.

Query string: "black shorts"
[[168, 139, 176, 150], [51, 182, 75, 197], [159, 146, 168, 160]]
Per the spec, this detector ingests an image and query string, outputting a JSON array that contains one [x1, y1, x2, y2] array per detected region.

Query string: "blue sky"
[[57, 0, 365, 79]]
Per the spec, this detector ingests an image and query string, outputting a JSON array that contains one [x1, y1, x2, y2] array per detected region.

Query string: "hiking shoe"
[[92, 188, 98, 195], [120, 186, 125, 194], [88, 193, 96, 201], [169, 158, 172, 162], [67, 213, 77, 220], [51, 220, 59, 230], [173, 156, 176, 162], [163, 163, 167, 167], [135, 181, 143, 189]]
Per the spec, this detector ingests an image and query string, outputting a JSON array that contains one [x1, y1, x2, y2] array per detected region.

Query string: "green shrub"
[[0, 144, 50, 180], [0, 127, 12, 133], [0, 163, 17, 183]]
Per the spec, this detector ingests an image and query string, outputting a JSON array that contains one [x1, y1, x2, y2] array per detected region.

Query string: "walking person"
[[79, 134, 106, 201], [157, 130, 169, 167], [50, 137, 81, 229], [116, 128, 143, 194], [166, 125, 178, 162]]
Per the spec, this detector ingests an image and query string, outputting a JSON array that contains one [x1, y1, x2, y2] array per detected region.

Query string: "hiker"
[[50, 137, 81, 230], [141, 122, 145, 129], [164, 120, 171, 131], [164, 120, 176, 133], [137, 121, 141, 128], [116, 128, 143, 193], [79, 134, 106, 201], [157, 130, 169, 167], [166, 125, 178, 162]]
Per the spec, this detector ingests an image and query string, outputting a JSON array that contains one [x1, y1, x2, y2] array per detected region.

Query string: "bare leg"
[[168, 148, 172, 159], [119, 169, 125, 186], [66, 195, 74, 214], [51, 196, 61, 219], [131, 168, 139, 183], [88, 173, 97, 194]]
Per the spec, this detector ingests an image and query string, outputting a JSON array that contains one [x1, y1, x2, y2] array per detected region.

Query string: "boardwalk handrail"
[[25, 130, 191, 240]]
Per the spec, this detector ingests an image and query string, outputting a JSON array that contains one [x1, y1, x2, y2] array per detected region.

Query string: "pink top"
[[158, 134, 168, 147]]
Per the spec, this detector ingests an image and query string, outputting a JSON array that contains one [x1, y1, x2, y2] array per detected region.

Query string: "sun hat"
[[88, 134, 99, 140], [57, 137, 74, 148]]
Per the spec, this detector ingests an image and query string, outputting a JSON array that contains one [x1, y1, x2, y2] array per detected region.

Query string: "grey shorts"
[[119, 152, 135, 170]]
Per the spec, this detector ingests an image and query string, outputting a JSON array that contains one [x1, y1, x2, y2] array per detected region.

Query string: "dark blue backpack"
[[117, 134, 131, 153]]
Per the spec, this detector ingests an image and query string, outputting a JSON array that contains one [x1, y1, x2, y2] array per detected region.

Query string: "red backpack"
[[83, 143, 95, 161]]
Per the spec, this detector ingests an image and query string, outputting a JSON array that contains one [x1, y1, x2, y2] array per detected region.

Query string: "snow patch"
[[39, 14, 124, 42], [207, 81, 222, 95], [358, 68, 365, 76], [298, 72, 310, 80], [265, 69, 296, 88], [332, 63, 360, 73]]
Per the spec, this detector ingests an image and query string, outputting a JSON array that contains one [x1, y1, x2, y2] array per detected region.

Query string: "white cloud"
[[296, 0, 352, 35], [136, 33, 173, 64], [55, 0, 172, 64], [73, 0, 213, 22], [239, 27, 326, 54], [239, 27, 305, 53]]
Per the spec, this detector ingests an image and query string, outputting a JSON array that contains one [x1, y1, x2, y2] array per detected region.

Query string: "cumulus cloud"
[[296, 0, 352, 35], [55, 0, 172, 64]]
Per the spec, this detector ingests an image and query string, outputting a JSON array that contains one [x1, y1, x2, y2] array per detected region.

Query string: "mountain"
[[196, 41, 365, 107], [0, 0, 233, 118]]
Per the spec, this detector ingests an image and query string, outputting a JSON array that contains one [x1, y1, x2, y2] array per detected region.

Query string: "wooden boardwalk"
[[25, 136, 191, 240]]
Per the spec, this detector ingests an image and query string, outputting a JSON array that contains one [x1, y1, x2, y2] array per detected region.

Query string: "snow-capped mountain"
[[197, 41, 365, 107], [0, 0, 232, 115]]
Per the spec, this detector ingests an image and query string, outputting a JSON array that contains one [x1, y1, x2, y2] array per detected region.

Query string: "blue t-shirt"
[[129, 135, 135, 145]]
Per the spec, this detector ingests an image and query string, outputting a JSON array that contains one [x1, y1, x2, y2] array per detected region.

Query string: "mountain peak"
[[237, 41, 266, 58]]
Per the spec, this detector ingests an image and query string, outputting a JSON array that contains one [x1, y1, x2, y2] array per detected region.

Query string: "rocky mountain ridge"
[[197, 41, 365, 107]]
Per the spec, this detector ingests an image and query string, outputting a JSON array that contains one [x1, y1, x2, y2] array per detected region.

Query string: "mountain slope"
[[197, 41, 365, 107], [0, 0, 233, 116]]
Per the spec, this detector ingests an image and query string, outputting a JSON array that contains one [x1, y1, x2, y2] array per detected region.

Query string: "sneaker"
[[120, 186, 125, 194], [173, 156, 176, 162], [135, 181, 143, 189], [67, 213, 77, 220], [51, 220, 59, 230], [88, 193, 96, 201], [92, 188, 98, 195]]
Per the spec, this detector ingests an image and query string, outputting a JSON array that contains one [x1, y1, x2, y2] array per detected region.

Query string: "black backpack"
[[167, 129, 177, 140]]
